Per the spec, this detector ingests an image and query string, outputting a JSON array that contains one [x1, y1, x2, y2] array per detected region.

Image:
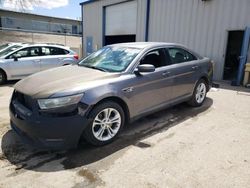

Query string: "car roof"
[[21, 43, 67, 47], [16, 43, 71, 51], [109, 42, 185, 49], [108, 42, 203, 59]]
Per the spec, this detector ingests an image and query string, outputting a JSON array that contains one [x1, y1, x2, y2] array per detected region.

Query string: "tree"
[[0, 0, 41, 12]]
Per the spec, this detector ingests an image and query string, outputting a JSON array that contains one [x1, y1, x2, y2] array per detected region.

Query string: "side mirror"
[[135, 64, 155, 75], [13, 54, 21, 61]]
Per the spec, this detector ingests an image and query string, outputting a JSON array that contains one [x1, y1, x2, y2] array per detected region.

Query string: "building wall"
[[82, 0, 250, 80], [82, 0, 147, 56], [0, 30, 82, 57], [148, 0, 250, 80], [0, 9, 81, 25], [0, 9, 82, 35]]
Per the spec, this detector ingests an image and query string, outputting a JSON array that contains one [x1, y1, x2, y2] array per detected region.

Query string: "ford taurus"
[[9, 42, 213, 149]]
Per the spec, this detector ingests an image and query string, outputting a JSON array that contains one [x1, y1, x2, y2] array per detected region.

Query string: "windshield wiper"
[[80, 65, 107, 72]]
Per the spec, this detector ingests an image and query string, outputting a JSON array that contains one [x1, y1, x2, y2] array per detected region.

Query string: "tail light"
[[74, 54, 79, 60]]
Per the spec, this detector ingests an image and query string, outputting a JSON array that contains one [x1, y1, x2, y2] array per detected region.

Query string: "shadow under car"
[[1, 98, 213, 172]]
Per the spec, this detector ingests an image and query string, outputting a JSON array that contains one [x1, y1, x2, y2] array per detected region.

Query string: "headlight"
[[38, 93, 83, 110]]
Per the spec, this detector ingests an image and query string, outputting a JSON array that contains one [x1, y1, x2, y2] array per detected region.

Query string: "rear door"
[[40, 46, 70, 71], [7, 47, 41, 79], [166, 47, 199, 100]]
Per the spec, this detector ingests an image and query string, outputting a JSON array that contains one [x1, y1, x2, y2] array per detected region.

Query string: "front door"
[[127, 48, 174, 117], [7, 47, 41, 79]]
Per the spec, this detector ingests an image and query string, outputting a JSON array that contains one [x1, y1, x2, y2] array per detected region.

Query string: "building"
[[80, 0, 250, 82], [0, 9, 82, 56]]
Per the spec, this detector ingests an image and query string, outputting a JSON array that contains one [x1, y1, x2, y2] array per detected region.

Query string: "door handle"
[[33, 59, 41, 63], [162, 71, 171, 77], [192, 66, 199, 70]]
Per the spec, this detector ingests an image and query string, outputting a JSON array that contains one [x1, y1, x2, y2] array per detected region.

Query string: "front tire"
[[188, 79, 207, 107], [82, 101, 125, 146]]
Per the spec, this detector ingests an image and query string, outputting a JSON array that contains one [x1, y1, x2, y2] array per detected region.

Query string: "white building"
[[81, 0, 250, 81]]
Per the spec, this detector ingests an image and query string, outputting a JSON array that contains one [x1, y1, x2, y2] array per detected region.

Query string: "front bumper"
[[9, 93, 91, 150]]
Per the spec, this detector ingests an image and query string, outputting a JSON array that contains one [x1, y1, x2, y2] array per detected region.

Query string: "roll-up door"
[[104, 1, 137, 45]]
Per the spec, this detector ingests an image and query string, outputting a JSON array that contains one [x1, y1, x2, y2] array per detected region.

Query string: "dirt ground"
[[0, 81, 250, 188]]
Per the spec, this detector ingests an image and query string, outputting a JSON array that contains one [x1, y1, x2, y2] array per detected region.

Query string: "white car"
[[0, 44, 79, 84]]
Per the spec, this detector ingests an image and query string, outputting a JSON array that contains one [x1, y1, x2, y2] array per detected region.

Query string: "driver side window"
[[140, 48, 169, 68]]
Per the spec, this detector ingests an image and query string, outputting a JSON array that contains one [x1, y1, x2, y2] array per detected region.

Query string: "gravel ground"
[[0, 82, 250, 188]]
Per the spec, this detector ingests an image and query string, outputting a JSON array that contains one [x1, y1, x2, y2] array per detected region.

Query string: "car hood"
[[14, 65, 120, 98]]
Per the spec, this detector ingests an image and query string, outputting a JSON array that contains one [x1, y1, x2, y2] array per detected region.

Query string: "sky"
[[0, 0, 89, 20]]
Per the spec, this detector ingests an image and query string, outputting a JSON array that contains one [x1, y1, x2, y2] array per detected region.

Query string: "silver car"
[[10, 42, 213, 149], [0, 44, 79, 84]]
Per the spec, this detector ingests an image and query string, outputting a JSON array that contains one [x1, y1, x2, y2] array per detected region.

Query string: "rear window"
[[168, 48, 197, 64], [41, 47, 69, 56]]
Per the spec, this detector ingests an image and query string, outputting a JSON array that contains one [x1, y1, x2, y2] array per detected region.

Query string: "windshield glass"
[[78, 46, 141, 72], [0, 44, 10, 51], [0, 45, 23, 57]]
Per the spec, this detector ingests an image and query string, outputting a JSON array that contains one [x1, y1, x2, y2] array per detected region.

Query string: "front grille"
[[12, 90, 33, 111]]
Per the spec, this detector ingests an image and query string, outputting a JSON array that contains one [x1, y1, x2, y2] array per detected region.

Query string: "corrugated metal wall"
[[148, 0, 250, 80], [82, 0, 250, 79], [82, 0, 147, 55]]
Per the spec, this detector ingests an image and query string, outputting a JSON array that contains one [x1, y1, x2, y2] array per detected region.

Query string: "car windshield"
[[0, 44, 10, 51], [78, 46, 141, 72], [0, 45, 23, 57]]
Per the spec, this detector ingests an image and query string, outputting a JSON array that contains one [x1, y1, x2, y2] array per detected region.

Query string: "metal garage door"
[[105, 1, 137, 36]]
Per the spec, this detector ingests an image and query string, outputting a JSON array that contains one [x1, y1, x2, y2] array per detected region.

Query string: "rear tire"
[[82, 101, 125, 146], [188, 79, 207, 107], [0, 70, 7, 85]]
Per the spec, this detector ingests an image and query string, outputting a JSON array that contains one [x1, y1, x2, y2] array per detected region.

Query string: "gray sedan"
[[9, 42, 213, 149], [0, 44, 79, 84]]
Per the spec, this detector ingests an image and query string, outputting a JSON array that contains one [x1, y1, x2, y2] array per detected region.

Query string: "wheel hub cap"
[[92, 108, 121, 141], [195, 83, 206, 104]]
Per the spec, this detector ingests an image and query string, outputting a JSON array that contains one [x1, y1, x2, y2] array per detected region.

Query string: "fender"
[[192, 73, 211, 94], [81, 83, 130, 106]]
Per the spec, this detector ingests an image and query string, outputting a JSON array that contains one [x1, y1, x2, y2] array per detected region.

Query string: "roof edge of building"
[[80, 0, 98, 6]]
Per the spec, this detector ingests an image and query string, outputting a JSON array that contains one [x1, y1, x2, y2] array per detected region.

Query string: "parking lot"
[[0, 82, 250, 188]]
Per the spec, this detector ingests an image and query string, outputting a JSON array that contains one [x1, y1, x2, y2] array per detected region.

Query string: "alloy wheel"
[[92, 108, 122, 141], [195, 82, 206, 104]]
